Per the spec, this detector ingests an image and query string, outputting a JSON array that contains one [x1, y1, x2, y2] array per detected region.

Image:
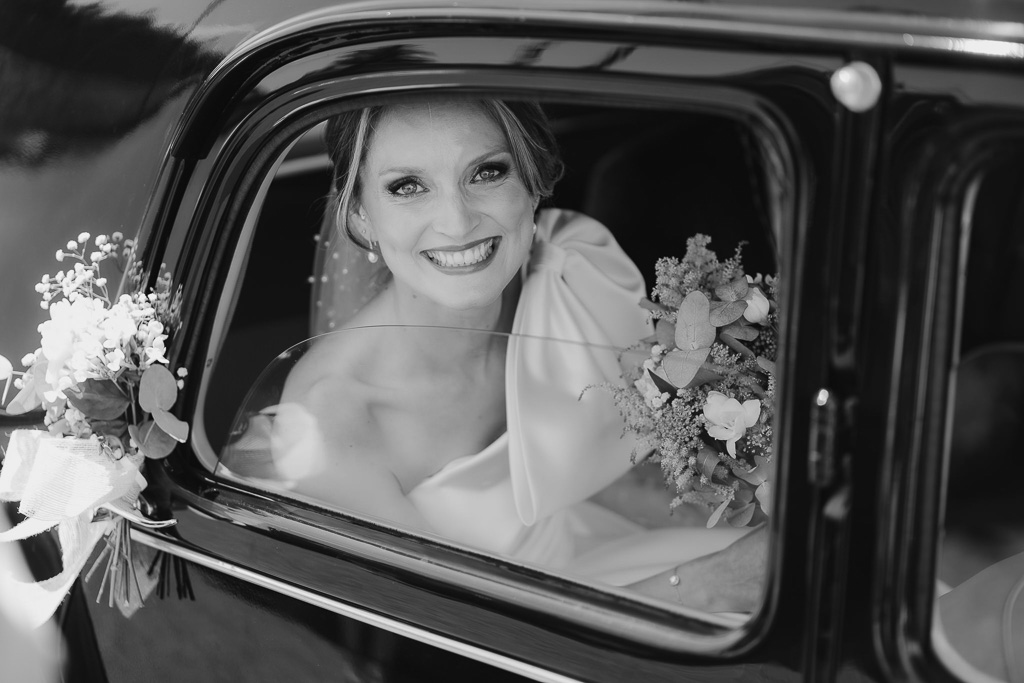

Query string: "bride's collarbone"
[[370, 383, 506, 488]]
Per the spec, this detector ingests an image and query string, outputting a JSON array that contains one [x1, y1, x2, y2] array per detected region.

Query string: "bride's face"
[[353, 101, 537, 312]]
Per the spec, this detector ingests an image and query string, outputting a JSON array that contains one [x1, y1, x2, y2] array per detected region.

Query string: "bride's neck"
[[383, 277, 518, 333], [380, 278, 519, 365]]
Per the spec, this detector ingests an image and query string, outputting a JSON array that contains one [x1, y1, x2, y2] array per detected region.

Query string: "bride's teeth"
[[427, 239, 494, 267]]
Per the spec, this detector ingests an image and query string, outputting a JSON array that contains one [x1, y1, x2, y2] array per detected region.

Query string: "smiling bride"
[[226, 97, 765, 612]]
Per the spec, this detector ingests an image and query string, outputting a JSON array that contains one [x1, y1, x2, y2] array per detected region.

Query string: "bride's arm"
[[626, 526, 766, 612]]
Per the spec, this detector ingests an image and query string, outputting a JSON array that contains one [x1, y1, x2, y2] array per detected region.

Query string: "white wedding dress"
[[221, 209, 747, 587]]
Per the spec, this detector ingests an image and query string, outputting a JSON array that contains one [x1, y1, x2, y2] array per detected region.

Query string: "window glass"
[[201, 97, 780, 619], [936, 154, 1024, 681]]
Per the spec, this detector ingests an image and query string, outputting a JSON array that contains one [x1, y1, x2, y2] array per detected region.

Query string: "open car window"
[[193, 98, 783, 637]]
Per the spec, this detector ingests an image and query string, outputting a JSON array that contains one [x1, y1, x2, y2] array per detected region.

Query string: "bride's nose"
[[432, 190, 479, 240]]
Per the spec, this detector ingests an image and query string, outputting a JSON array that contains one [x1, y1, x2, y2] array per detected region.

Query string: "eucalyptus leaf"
[[714, 276, 749, 302], [66, 378, 130, 420], [696, 446, 721, 480], [733, 488, 755, 505], [755, 481, 772, 511], [662, 347, 711, 388], [706, 498, 730, 528], [129, 421, 177, 459], [152, 407, 189, 443], [139, 364, 178, 412], [709, 300, 747, 327], [647, 368, 678, 396], [731, 461, 767, 486], [674, 291, 716, 350], [726, 503, 756, 527], [756, 356, 777, 375], [719, 333, 755, 358], [721, 321, 759, 342]]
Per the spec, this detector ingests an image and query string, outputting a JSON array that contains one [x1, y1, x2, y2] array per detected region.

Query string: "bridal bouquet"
[[611, 234, 777, 528], [0, 232, 186, 626]]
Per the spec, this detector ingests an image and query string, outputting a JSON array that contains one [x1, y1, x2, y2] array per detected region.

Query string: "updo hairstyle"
[[324, 99, 565, 251]]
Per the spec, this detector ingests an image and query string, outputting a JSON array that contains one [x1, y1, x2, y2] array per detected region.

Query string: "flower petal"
[[742, 399, 762, 427]]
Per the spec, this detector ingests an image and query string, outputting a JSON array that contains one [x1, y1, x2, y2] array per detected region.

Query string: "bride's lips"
[[422, 237, 499, 273]]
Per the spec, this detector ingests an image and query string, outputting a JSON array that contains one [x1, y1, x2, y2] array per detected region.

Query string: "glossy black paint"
[[2, 1, 1023, 682]]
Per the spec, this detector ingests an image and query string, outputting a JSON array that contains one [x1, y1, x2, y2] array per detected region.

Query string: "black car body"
[[3, 1, 1024, 681]]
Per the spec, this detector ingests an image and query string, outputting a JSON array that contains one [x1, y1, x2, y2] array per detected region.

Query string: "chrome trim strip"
[[131, 529, 583, 683], [220, 0, 1024, 64]]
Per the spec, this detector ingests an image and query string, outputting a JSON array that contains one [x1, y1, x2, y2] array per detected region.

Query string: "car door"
[[12, 2, 877, 682]]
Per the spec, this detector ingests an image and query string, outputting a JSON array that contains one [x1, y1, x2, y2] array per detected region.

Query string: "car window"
[[935, 150, 1024, 682], [196, 98, 782, 626]]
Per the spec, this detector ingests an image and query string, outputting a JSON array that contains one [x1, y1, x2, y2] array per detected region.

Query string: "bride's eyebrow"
[[465, 145, 511, 166], [377, 146, 510, 178]]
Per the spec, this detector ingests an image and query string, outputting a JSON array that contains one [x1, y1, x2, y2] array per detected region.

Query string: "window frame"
[[146, 23, 839, 675], [872, 64, 1024, 682]]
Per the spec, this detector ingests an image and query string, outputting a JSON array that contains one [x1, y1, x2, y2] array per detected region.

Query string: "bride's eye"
[[387, 177, 426, 197], [471, 162, 509, 184]]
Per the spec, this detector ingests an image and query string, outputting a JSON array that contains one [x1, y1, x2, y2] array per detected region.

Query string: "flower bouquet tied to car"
[[0, 232, 187, 627], [610, 234, 778, 528]]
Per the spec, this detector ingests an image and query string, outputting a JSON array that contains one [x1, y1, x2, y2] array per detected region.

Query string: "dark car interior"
[[204, 103, 778, 458]]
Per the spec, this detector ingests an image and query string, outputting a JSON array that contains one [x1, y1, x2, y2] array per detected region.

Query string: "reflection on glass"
[[936, 163, 1024, 680], [219, 325, 764, 615]]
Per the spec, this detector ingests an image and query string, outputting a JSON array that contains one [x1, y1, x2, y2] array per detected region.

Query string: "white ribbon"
[[0, 429, 146, 628]]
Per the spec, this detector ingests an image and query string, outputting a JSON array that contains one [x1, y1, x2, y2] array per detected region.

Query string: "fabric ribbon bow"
[[0, 429, 170, 627]]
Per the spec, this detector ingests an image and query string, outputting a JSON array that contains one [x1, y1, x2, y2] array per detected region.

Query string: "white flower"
[[112, 232, 123, 242], [39, 297, 107, 394], [90, 251, 102, 263], [77, 232, 90, 243], [21, 352, 36, 367], [634, 372, 666, 410], [742, 285, 770, 324], [55, 250, 65, 262], [66, 240, 77, 251], [703, 391, 761, 457], [95, 235, 107, 246], [176, 367, 188, 378], [34, 283, 48, 293], [145, 337, 168, 365], [104, 348, 126, 372]]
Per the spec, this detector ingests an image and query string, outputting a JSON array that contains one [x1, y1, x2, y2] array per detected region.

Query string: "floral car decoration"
[[609, 234, 778, 528], [0, 232, 186, 626]]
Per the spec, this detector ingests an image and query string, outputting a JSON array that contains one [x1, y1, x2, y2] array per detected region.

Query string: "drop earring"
[[367, 241, 379, 264], [532, 223, 537, 235]]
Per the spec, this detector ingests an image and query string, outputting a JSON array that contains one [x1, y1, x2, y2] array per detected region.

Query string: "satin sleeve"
[[507, 209, 653, 525]]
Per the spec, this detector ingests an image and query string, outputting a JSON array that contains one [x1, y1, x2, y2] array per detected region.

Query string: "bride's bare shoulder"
[[281, 323, 382, 406]]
